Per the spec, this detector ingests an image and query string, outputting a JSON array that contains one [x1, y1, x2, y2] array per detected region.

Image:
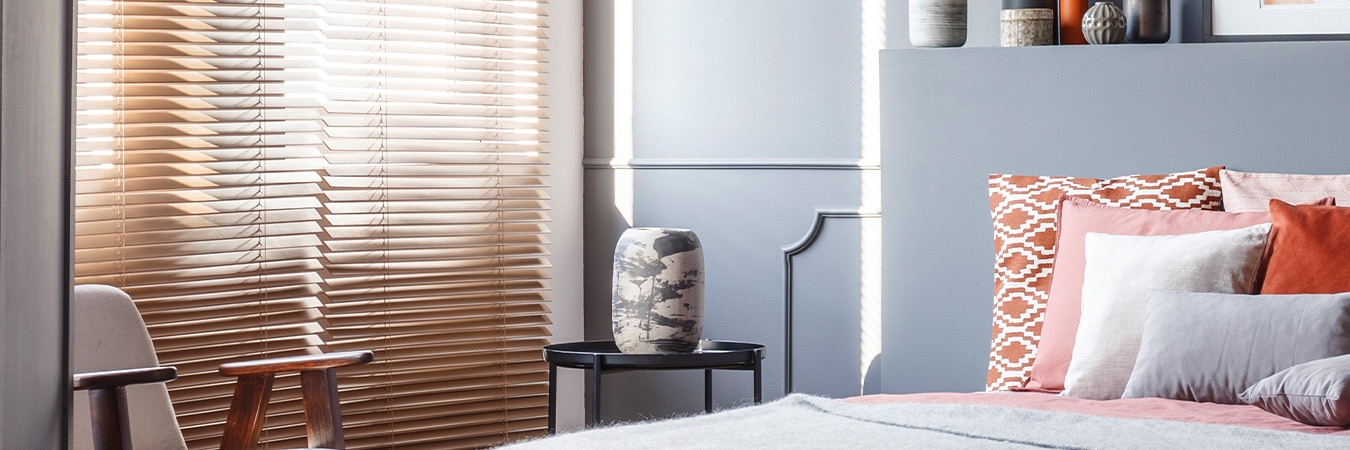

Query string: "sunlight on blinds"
[[74, 1, 552, 448]]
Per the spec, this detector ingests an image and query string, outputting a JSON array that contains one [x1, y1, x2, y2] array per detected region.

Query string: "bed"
[[505, 392, 1349, 449], [507, 42, 1350, 448]]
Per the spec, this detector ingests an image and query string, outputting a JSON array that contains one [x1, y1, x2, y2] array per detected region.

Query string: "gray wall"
[[0, 0, 72, 448], [879, 41, 1350, 394], [583, 0, 905, 422], [580, 0, 1226, 423]]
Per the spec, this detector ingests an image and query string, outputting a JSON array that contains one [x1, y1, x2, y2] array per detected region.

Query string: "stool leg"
[[221, 373, 275, 450], [299, 369, 344, 449], [548, 363, 557, 435], [704, 369, 713, 413]]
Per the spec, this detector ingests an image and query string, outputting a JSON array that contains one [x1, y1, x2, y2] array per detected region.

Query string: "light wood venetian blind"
[[73, 0, 553, 448]]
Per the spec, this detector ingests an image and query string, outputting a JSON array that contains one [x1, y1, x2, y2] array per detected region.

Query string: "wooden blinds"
[[73, 0, 552, 448]]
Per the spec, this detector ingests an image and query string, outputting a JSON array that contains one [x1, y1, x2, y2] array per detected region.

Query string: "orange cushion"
[[1261, 200, 1350, 294]]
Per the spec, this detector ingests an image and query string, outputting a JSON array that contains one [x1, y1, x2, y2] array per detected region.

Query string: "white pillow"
[[1060, 224, 1271, 400]]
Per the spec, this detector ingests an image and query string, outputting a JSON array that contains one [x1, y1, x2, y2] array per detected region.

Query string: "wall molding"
[[781, 207, 881, 394], [584, 157, 881, 170]]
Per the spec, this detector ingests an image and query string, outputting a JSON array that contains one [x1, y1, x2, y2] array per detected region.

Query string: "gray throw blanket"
[[501, 394, 1350, 449]]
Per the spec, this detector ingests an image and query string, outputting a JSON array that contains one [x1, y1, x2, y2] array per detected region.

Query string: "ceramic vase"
[[1083, 2, 1126, 45], [1125, 0, 1169, 43], [1060, 0, 1089, 45], [909, 0, 967, 48], [612, 228, 704, 354], [1003, 0, 1059, 43], [1001, 8, 1055, 47]]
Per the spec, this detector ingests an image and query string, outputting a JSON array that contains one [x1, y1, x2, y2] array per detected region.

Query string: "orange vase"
[[1060, 0, 1089, 44]]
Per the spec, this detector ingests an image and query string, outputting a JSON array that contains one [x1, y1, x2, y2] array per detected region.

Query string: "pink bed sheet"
[[847, 392, 1350, 435]]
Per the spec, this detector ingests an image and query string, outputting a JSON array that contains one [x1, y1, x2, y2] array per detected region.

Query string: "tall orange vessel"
[[1060, 0, 1088, 44]]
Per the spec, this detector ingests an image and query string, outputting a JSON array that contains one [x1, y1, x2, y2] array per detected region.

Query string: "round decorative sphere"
[[910, 0, 968, 48], [1083, 1, 1127, 45], [611, 228, 704, 353]]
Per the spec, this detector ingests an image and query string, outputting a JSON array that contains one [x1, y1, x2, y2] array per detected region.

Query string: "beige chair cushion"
[[72, 284, 188, 450]]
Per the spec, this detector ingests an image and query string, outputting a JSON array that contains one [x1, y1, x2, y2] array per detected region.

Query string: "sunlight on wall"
[[613, 0, 635, 226], [859, 0, 886, 394]]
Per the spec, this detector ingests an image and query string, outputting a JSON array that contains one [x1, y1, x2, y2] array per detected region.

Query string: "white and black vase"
[[909, 0, 968, 48], [612, 228, 703, 353]]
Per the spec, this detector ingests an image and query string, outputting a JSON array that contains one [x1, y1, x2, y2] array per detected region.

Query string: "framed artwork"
[[1205, 0, 1350, 42]]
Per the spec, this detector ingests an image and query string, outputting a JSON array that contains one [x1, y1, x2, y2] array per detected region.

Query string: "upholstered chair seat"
[[72, 284, 189, 450]]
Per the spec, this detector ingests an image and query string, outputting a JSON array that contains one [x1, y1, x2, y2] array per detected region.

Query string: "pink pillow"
[[1221, 169, 1350, 212], [1021, 196, 1276, 392]]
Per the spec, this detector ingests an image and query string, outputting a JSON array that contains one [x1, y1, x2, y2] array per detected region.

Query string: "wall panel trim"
[[781, 207, 881, 394], [584, 158, 881, 170]]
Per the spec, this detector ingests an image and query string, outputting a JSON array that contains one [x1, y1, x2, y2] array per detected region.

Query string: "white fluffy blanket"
[[500, 394, 1350, 449]]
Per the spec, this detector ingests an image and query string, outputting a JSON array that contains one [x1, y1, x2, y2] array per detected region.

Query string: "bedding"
[[504, 393, 1350, 449], [1026, 196, 1277, 393], [1261, 200, 1350, 294], [985, 167, 1223, 391], [850, 392, 1350, 435], [1062, 224, 1271, 400], [1220, 169, 1350, 212], [1122, 291, 1350, 404]]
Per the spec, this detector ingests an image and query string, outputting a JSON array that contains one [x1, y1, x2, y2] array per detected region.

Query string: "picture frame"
[[1205, 0, 1350, 42]]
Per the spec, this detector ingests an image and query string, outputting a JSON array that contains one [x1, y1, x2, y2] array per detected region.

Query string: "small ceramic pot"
[[910, 0, 968, 48], [1001, 8, 1055, 47], [1003, 0, 1059, 43], [1083, 2, 1127, 45]]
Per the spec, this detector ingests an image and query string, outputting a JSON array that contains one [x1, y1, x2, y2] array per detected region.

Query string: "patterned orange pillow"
[[986, 167, 1224, 391]]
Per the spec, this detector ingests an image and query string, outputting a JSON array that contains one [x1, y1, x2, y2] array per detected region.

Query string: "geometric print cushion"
[[1220, 169, 1350, 212], [986, 167, 1224, 391]]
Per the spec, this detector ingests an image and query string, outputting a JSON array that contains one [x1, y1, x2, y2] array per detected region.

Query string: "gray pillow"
[[1241, 355, 1350, 427], [1121, 291, 1350, 405]]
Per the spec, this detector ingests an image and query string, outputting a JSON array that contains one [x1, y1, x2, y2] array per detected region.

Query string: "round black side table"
[[542, 340, 765, 434]]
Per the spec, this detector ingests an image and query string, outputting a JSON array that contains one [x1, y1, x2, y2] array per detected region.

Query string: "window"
[[74, 0, 552, 447]]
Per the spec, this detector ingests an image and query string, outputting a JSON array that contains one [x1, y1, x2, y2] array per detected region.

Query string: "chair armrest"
[[218, 351, 374, 377], [73, 366, 177, 391]]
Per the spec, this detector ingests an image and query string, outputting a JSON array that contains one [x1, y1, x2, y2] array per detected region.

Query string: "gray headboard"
[[875, 41, 1350, 394]]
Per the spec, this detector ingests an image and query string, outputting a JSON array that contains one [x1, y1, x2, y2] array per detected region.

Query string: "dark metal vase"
[[1125, 0, 1169, 43]]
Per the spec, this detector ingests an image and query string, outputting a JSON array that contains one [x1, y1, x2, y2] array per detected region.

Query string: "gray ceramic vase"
[[612, 228, 704, 353], [909, 0, 967, 48], [1083, 2, 1126, 45]]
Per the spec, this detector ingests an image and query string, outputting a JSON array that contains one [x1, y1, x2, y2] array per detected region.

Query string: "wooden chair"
[[72, 285, 374, 450]]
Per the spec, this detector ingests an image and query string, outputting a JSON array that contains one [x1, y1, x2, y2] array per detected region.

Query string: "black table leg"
[[752, 353, 762, 404], [703, 369, 713, 413], [589, 354, 604, 427], [547, 363, 557, 435]]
